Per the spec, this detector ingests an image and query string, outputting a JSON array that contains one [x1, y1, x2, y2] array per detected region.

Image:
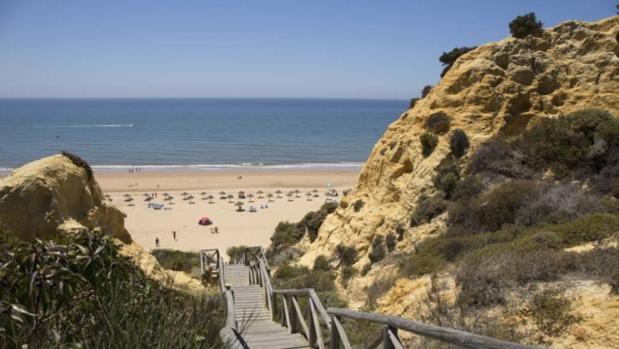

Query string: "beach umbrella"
[[248, 193, 254, 202], [287, 192, 294, 202], [125, 196, 134, 203], [227, 194, 234, 203], [207, 195, 215, 203], [266, 193, 274, 202], [181, 192, 188, 198], [143, 193, 150, 197], [312, 189, 319, 193], [235, 201, 245, 212], [123, 193, 131, 198], [163, 192, 169, 196], [275, 189, 282, 194], [219, 191, 226, 195], [200, 191, 207, 199], [145, 196, 153, 202], [306, 192, 312, 201]]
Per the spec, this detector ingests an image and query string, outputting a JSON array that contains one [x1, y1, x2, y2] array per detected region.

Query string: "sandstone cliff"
[[289, 16, 619, 348], [299, 16, 619, 269], [0, 154, 131, 242], [0, 154, 205, 293]]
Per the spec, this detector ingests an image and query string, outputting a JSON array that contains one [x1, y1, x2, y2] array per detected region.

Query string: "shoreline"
[[95, 167, 360, 193]]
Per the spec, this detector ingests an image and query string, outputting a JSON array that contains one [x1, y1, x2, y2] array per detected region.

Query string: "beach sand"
[[96, 168, 358, 257]]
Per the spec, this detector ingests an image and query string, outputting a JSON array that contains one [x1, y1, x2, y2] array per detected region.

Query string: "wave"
[[0, 124, 135, 128], [1, 162, 363, 173], [91, 162, 363, 171]]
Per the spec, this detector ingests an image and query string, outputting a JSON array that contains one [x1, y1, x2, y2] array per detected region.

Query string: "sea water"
[[0, 98, 405, 171]]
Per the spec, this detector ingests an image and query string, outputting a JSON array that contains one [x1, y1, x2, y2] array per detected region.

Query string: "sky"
[[0, 0, 615, 99]]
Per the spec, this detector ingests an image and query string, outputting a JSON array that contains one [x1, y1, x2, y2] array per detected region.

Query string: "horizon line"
[[0, 96, 410, 101]]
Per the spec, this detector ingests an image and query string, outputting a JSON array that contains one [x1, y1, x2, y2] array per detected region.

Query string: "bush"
[[385, 233, 397, 252], [341, 266, 357, 285], [425, 112, 451, 134], [61, 151, 93, 179], [395, 225, 405, 241], [525, 288, 581, 337], [409, 98, 419, 109], [353, 199, 365, 212], [449, 129, 470, 158], [434, 156, 460, 198], [469, 139, 533, 179], [270, 221, 302, 250], [368, 235, 386, 263], [420, 132, 439, 157], [0, 231, 223, 348], [274, 269, 336, 292], [450, 175, 484, 201], [439, 46, 476, 77], [313, 255, 331, 271], [273, 264, 310, 280], [576, 247, 619, 293], [151, 249, 200, 274], [421, 85, 433, 98], [366, 275, 397, 310], [301, 202, 338, 242], [411, 194, 447, 226], [336, 244, 358, 266], [226, 245, 251, 262], [509, 12, 543, 38], [518, 109, 619, 179]]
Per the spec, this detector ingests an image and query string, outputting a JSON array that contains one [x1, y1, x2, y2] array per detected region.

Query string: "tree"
[[439, 47, 476, 77], [509, 12, 543, 39], [409, 97, 419, 109]]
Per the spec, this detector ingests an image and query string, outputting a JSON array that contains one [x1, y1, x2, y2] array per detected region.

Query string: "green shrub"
[[361, 263, 372, 276], [411, 194, 447, 226], [525, 288, 581, 337], [409, 98, 419, 109], [353, 199, 365, 212], [399, 251, 446, 277], [336, 244, 358, 266], [449, 129, 470, 158], [450, 175, 483, 201], [275, 269, 336, 292], [300, 202, 338, 242], [341, 266, 357, 286], [61, 151, 93, 179], [368, 235, 386, 263], [420, 132, 439, 157], [469, 139, 534, 179], [270, 221, 301, 250], [575, 247, 619, 293], [439, 46, 476, 77], [0, 231, 223, 348], [425, 112, 451, 134], [151, 249, 200, 274], [395, 225, 405, 241], [385, 233, 397, 252], [273, 264, 310, 280], [434, 156, 460, 198], [313, 255, 331, 271], [509, 12, 543, 38], [421, 85, 433, 98], [366, 275, 397, 310], [545, 213, 619, 247], [226, 245, 251, 262]]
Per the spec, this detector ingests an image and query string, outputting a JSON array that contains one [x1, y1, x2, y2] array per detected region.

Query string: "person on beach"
[[172, 231, 176, 240], [155, 237, 160, 248]]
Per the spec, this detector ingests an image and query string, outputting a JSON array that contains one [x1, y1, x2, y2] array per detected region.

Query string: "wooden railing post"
[[330, 315, 340, 349]]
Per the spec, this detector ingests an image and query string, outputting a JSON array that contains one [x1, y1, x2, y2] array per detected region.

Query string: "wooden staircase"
[[202, 247, 539, 349]]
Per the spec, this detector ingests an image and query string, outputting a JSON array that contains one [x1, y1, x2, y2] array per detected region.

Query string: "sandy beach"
[[96, 168, 358, 255]]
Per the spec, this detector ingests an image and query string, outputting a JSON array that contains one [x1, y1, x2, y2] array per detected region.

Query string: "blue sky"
[[0, 0, 615, 99]]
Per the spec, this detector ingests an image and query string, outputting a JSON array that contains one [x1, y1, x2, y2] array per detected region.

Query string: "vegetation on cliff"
[[0, 230, 223, 348]]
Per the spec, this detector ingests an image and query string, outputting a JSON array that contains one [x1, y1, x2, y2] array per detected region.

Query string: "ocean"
[[0, 98, 406, 171]]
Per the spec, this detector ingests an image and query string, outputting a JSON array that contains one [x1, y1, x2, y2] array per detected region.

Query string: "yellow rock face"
[[0, 154, 131, 243], [299, 16, 619, 268]]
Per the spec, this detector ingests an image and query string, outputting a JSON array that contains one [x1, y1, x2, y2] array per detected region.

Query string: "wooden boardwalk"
[[224, 264, 312, 349]]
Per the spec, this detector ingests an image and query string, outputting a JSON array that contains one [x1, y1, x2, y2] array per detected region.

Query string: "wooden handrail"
[[207, 246, 539, 349], [327, 308, 540, 349]]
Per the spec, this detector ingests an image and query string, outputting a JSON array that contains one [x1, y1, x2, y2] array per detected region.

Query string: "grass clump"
[[439, 46, 476, 77], [449, 129, 470, 158], [525, 288, 581, 337], [353, 199, 365, 212], [385, 233, 397, 252], [313, 255, 331, 271], [421, 85, 433, 98], [368, 235, 386, 263], [411, 194, 447, 226], [61, 151, 93, 179], [336, 244, 358, 266], [420, 132, 439, 157], [0, 231, 223, 348], [152, 249, 200, 274]]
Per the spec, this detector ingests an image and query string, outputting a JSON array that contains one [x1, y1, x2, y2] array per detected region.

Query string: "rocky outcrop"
[[0, 154, 131, 242], [298, 16, 619, 268]]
